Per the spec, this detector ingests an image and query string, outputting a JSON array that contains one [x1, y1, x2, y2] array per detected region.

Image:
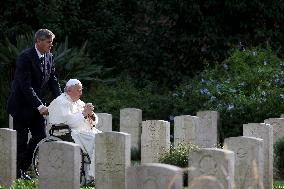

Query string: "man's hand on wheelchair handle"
[[39, 106, 49, 116]]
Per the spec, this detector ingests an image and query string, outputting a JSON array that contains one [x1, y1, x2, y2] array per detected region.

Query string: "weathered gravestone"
[[196, 111, 220, 147], [188, 148, 234, 189], [120, 108, 142, 154], [141, 120, 170, 163], [0, 128, 16, 187], [127, 163, 183, 189], [96, 113, 112, 132], [188, 175, 225, 189], [224, 136, 264, 189], [95, 132, 131, 189], [174, 115, 200, 146], [243, 123, 273, 189], [264, 118, 284, 144], [38, 141, 81, 189]]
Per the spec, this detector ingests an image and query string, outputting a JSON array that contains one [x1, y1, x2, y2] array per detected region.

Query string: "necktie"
[[40, 55, 45, 73]]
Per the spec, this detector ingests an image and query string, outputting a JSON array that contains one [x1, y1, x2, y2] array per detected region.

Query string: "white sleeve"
[[48, 98, 85, 129]]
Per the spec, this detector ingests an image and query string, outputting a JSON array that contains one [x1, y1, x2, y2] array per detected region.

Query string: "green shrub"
[[0, 179, 38, 189], [159, 143, 199, 168], [173, 47, 284, 139], [159, 143, 199, 187], [274, 136, 284, 179]]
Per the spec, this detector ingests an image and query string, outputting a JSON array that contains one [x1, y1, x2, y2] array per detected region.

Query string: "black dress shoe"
[[20, 170, 31, 180]]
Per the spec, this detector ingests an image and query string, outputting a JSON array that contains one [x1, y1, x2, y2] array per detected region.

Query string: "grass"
[[0, 179, 94, 189], [274, 180, 284, 189], [1, 178, 284, 189]]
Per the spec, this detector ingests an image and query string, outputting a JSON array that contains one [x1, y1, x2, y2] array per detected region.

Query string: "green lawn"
[[274, 180, 284, 189], [1, 179, 284, 189]]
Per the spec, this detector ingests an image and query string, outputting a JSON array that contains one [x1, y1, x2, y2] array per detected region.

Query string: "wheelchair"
[[32, 124, 92, 186]]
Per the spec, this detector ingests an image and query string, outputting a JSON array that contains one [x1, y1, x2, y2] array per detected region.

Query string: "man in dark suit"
[[7, 29, 62, 179]]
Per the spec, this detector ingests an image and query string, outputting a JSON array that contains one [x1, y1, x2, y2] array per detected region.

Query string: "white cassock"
[[48, 93, 102, 181]]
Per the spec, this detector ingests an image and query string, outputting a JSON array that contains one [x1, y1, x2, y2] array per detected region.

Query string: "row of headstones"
[[2, 109, 284, 188], [120, 109, 219, 156], [0, 127, 270, 189], [0, 129, 181, 189], [122, 112, 274, 189], [7, 108, 284, 152], [118, 108, 281, 189], [7, 109, 220, 163], [8, 109, 219, 152], [119, 108, 284, 154], [1, 109, 220, 188]]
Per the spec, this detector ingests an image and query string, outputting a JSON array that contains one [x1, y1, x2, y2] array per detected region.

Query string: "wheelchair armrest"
[[49, 124, 72, 136]]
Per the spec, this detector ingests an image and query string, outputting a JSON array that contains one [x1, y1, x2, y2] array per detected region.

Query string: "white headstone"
[[224, 136, 264, 189], [174, 115, 200, 146], [95, 132, 131, 189], [127, 163, 183, 189], [38, 141, 81, 189], [196, 111, 220, 147], [141, 120, 170, 163], [96, 113, 112, 132], [188, 148, 234, 189], [120, 108, 142, 152], [0, 128, 16, 187], [188, 175, 226, 189], [264, 118, 284, 144], [243, 123, 273, 189]]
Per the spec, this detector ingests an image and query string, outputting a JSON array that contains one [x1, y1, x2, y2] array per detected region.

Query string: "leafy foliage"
[[274, 136, 284, 179], [0, 179, 38, 189], [53, 38, 115, 84], [0, 34, 34, 127], [1, 0, 284, 87], [159, 143, 199, 168], [173, 47, 284, 139]]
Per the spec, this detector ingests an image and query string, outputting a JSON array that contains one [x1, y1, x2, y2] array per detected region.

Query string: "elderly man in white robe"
[[48, 79, 101, 183]]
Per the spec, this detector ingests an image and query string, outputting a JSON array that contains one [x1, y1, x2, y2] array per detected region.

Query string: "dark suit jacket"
[[7, 47, 62, 121]]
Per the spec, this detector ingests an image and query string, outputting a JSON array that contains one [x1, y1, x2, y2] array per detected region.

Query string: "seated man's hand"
[[89, 112, 97, 121], [85, 103, 94, 111], [39, 106, 49, 115], [83, 103, 94, 116]]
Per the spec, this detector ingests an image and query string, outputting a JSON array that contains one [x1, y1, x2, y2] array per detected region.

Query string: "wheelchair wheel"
[[32, 136, 62, 177], [32, 136, 89, 186]]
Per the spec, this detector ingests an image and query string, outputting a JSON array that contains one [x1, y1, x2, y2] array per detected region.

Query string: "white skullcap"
[[65, 79, 82, 87]]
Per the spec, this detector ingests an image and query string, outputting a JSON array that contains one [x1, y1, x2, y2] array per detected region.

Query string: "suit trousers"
[[13, 114, 46, 176]]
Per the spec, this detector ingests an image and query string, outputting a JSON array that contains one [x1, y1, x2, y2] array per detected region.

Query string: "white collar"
[[64, 92, 78, 103], [35, 44, 44, 59]]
